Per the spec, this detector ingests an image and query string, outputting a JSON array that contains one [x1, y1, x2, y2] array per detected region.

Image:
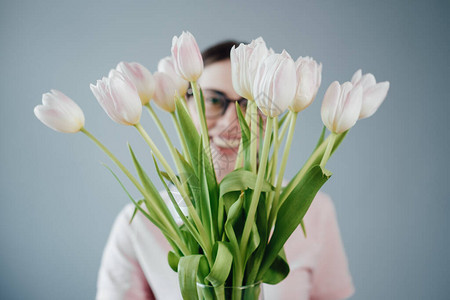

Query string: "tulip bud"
[[152, 72, 177, 112], [158, 56, 189, 97], [230, 37, 269, 100], [34, 90, 85, 133], [351, 69, 390, 119], [252, 50, 297, 117], [171, 31, 203, 82], [116, 62, 155, 105], [90, 70, 142, 126], [289, 56, 322, 112], [321, 81, 363, 134]]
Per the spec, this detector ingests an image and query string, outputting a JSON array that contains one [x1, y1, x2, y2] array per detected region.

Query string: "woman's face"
[[187, 59, 242, 181]]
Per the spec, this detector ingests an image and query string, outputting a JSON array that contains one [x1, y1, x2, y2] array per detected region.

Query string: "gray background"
[[1, 0, 449, 299]]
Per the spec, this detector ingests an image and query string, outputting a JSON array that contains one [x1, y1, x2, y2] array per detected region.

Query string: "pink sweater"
[[96, 192, 354, 300]]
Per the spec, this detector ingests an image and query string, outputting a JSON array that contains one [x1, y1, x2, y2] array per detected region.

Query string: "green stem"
[[250, 102, 258, 173], [240, 117, 273, 262], [134, 123, 180, 189], [320, 132, 336, 168], [145, 104, 187, 189], [277, 112, 291, 145], [265, 117, 280, 218], [170, 111, 191, 164], [234, 100, 252, 170], [80, 127, 190, 255], [145, 103, 177, 162], [268, 111, 298, 228], [190, 81, 212, 161]]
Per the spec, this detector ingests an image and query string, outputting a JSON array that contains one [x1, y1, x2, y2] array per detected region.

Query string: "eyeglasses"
[[186, 88, 248, 119]]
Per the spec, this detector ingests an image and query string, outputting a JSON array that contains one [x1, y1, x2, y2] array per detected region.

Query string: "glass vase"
[[196, 281, 263, 300]]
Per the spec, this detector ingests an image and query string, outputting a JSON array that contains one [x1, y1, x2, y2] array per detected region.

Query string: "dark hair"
[[201, 40, 246, 67]]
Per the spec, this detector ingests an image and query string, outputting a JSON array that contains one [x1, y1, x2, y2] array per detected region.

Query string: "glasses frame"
[[186, 88, 248, 120]]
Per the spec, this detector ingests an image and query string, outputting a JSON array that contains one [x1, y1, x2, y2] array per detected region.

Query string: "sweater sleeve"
[[309, 196, 354, 300], [96, 206, 155, 300]]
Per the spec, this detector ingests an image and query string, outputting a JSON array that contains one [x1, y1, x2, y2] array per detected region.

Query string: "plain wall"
[[1, 0, 449, 299]]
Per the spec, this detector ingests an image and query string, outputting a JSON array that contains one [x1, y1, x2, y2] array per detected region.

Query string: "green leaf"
[[101, 163, 161, 229], [102, 162, 183, 257], [244, 192, 268, 283], [205, 242, 233, 287], [175, 97, 201, 173], [281, 131, 347, 203], [128, 144, 178, 230], [168, 251, 180, 272], [160, 171, 176, 185], [180, 224, 200, 254], [257, 165, 331, 280], [222, 191, 241, 214], [223, 193, 244, 287], [224, 193, 244, 257], [175, 149, 200, 206], [152, 154, 203, 248], [200, 139, 219, 241], [261, 252, 290, 284], [198, 141, 214, 241], [178, 255, 208, 300], [245, 223, 260, 266], [219, 169, 274, 198], [129, 199, 144, 224], [300, 220, 307, 238]]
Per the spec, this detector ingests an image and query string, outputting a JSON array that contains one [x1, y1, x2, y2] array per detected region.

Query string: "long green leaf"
[[152, 154, 203, 249], [225, 193, 244, 286], [175, 149, 199, 206], [261, 252, 290, 284], [205, 242, 233, 287], [175, 97, 201, 173], [178, 255, 208, 300], [101, 163, 182, 256], [128, 144, 179, 232], [129, 199, 144, 224], [244, 192, 268, 283], [257, 165, 331, 280], [219, 169, 274, 198], [168, 251, 180, 272], [280, 131, 347, 204]]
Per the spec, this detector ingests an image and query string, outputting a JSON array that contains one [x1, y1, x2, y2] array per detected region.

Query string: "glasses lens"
[[239, 99, 248, 112], [203, 90, 226, 118]]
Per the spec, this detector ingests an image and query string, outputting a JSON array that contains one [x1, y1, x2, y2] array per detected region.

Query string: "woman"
[[96, 41, 355, 300]]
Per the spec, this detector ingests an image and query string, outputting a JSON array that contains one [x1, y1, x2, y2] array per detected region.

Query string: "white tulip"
[[230, 37, 269, 100], [116, 62, 155, 105], [351, 69, 390, 119], [252, 50, 297, 117], [321, 81, 362, 133], [152, 72, 178, 113], [34, 90, 85, 133], [90, 70, 142, 125], [289, 56, 322, 112], [158, 56, 189, 97]]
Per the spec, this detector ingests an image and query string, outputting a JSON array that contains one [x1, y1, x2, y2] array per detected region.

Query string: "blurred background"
[[1, 0, 449, 299]]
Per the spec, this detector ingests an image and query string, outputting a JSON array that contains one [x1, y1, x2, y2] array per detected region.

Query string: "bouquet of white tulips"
[[34, 31, 389, 300]]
